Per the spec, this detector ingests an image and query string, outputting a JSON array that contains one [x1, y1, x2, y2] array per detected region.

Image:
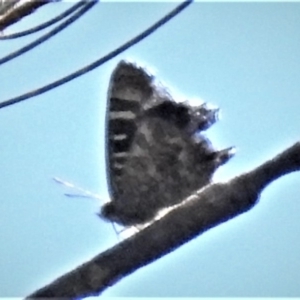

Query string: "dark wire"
[[0, 1, 87, 40], [0, 0, 192, 110], [0, 1, 96, 66]]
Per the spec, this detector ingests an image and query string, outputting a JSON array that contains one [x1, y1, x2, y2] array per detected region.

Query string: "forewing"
[[105, 61, 155, 201]]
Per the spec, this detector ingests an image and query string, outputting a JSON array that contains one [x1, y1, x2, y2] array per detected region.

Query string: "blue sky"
[[0, 1, 300, 298]]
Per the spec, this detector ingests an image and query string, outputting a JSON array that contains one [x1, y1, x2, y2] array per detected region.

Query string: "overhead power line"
[[0, 0, 193, 110]]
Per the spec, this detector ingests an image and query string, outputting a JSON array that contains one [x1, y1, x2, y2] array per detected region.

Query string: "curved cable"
[[0, 0, 192, 110], [0, 1, 96, 66], [0, 1, 87, 40]]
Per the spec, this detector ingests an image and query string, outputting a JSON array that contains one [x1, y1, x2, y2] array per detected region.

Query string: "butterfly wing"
[[105, 60, 155, 204], [102, 61, 235, 226], [113, 100, 234, 225]]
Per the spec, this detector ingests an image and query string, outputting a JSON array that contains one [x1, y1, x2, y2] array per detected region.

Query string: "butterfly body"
[[101, 61, 234, 226]]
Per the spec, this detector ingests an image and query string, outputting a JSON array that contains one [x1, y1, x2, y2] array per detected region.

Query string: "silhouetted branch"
[[0, 1, 96, 66], [0, 0, 56, 31], [26, 142, 300, 299], [0, 0, 86, 40], [0, 0, 21, 16], [0, 0, 192, 109]]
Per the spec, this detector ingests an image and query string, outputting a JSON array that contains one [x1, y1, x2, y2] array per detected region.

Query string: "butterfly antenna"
[[52, 177, 104, 202]]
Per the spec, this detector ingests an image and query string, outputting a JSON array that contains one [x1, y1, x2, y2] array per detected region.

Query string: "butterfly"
[[100, 60, 234, 227]]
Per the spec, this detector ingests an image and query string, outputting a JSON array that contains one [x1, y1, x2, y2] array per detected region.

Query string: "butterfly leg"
[[193, 133, 236, 166], [212, 146, 236, 167]]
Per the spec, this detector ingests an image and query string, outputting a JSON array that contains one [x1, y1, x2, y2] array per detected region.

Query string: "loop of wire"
[[0, 0, 192, 110]]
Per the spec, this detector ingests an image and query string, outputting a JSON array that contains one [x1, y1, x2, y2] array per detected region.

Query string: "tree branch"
[[0, 0, 55, 31], [0, 1, 95, 66], [0, 1, 86, 40], [26, 142, 300, 299], [0, 0, 21, 16]]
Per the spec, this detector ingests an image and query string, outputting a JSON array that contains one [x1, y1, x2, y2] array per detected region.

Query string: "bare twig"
[[0, 0, 86, 39], [0, 0, 21, 16], [0, 0, 96, 66], [0, 0, 56, 31], [26, 142, 300, 299]]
